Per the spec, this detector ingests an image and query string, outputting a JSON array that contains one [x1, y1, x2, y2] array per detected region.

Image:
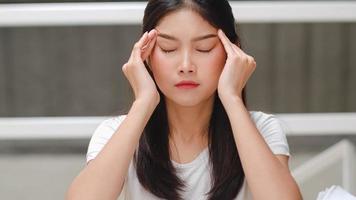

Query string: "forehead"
[[155, 8, 217, 41]]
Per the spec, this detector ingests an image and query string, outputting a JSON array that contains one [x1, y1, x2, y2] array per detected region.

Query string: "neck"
[[166, 95, 215, 145]]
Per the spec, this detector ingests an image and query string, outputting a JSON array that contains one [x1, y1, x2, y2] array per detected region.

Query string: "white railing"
[[292, 139, 356, 195], [1, 1, 356, 27], [0, 113, 355, 139], [0, 116, 107, 139], [0, 114, 355, 197], [277, 112, 356, 136]]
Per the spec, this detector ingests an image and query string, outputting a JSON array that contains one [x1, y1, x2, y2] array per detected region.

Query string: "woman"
[[67, 0, 302, 199]]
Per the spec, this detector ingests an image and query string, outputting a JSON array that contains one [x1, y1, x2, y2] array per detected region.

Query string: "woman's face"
[[149, 8, 227, 107]]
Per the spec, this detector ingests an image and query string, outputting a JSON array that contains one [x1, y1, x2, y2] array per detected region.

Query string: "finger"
[[217, 29, 235, 57], [231, 43, 244, 54], [248, 55, 256, 65], [130, 31, 149, 61], [232, 46, 255, 66], [231, 44, 254, 63], [142, 36, 157, 61], [141, 32, 154, 51], [244, 54, 256, 65], [142, 30, 157, 60], [141, 29, 156, 49], [230, 44, 246, 61], [138, 31, 149, 49]]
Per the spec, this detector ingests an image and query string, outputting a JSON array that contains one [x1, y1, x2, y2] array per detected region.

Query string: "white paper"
[[316, 185, 356, 200]]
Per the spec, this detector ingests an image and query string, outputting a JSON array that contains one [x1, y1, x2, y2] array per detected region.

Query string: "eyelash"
[[161, 48, 212, 54], [161, 49, 175, 54], [197, 49, 212, 53]]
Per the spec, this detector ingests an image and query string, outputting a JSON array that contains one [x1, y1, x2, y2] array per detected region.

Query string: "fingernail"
[[149, 29, 156, 37]]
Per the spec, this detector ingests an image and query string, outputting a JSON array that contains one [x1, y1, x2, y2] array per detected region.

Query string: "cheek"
[[150, 47, 172, 83], [200, 47, 226, 76], [151, 46, 166, 64]]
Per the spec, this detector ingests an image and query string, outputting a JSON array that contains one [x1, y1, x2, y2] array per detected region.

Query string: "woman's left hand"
[[217, 29, 256, 102]]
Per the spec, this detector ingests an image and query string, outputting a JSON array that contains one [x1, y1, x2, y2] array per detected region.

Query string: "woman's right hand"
[[122, 29, 159, 106]]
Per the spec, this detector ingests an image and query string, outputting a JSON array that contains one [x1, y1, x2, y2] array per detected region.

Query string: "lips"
[[175, 80, 200, 89]]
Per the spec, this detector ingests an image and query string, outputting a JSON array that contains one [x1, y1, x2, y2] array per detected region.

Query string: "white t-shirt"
[[86, 111, 290, 200]]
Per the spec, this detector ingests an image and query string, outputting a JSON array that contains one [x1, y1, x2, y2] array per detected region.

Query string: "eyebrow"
[[157, 32, 217, 42]]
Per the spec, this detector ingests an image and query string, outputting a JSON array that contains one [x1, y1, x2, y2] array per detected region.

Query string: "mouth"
[[175, 81, 200, 89], [175, 84, 199, 89]]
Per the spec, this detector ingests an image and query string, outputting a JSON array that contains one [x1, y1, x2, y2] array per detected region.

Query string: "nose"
[[178, 52, 196, 74]]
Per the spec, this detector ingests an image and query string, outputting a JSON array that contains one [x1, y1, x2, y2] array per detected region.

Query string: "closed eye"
[[197, 49, 212, 53], [160, 48, 212, 53], [160, 48, 176, 54]]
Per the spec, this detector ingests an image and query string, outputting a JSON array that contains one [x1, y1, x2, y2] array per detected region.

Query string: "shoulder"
[[86, 114, 127, 163], [249, 110, 277, 123], [249, 111, 284, 132], [248, 111, 290, 156], [91, 114, 128, 140], [97, 114, 127, 130]]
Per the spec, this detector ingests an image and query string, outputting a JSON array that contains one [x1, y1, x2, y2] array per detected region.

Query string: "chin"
[[164, 94, 214, 107]]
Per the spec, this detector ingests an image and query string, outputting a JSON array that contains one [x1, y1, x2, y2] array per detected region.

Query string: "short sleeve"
[[250, 111, 290, 157], [86, 115, 126, 164]]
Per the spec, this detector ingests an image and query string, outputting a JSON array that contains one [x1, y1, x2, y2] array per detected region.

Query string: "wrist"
[[219, 93, 243, 105], [134, 98, 159, 112], [219, 95, 247, 118]]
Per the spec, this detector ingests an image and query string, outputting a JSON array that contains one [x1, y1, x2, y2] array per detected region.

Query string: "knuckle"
[[133, 42, 141, 50], [122, 64, 128, 72], [124, 61, 135, 69], [243, 56, 249, 63], [251, 63, 256, 68], [252, 60, 257, 66], [125, 62, 132, 68]]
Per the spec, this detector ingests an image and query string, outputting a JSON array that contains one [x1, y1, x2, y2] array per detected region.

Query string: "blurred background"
[[0, 0, 355, 199]]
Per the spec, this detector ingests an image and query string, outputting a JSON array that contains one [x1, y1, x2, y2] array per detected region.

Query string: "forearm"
[[66, 99, 157, 200], [221, 96, 302, 200]]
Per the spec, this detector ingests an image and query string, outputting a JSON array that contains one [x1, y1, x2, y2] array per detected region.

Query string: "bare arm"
[[216, 29, 302, 200], [66, 99, 157, 200], [66, 29, 159, 200], [222, 97, 302, 200]]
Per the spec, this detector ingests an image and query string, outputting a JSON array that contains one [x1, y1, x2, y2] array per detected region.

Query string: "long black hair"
[[134, 0, 247, 199]]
